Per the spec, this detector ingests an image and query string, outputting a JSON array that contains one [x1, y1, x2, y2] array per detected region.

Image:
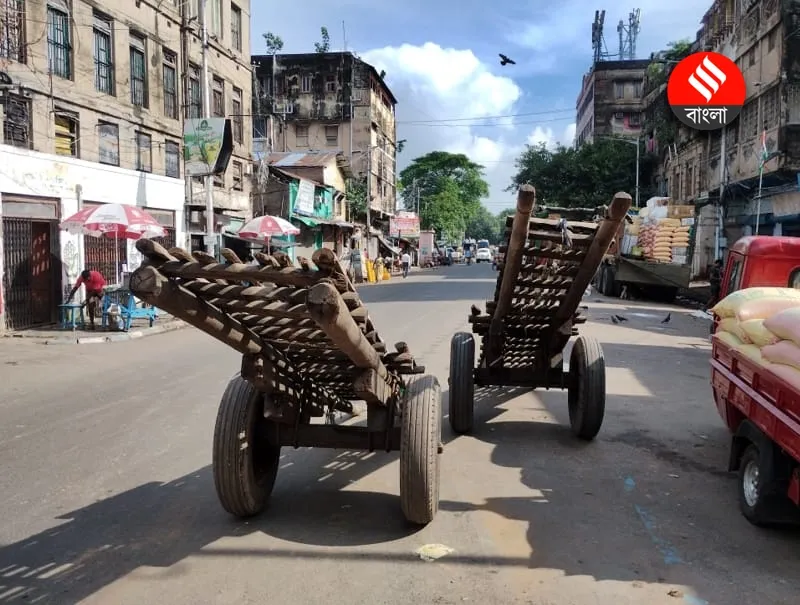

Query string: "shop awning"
[[377, 234, 401, 256], [291, 214, 318, 227]]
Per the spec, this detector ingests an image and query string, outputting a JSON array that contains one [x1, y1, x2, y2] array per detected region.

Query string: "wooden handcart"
[[129, 240, 441, 525], [448, 185, 631, 439]]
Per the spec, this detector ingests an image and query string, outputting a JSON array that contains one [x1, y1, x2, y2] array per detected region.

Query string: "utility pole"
[[200, 0, 215, 255], [716, 127, 726, 260], [635, 136, 640, 208], [365, 144, 371, 255]]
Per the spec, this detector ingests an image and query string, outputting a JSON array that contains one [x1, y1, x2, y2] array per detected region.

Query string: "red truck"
[[711, 236, 800, 525]]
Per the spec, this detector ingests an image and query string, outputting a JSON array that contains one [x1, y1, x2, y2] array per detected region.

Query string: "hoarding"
[[389, 211, 420, 238], [183, 118, 233, 177]]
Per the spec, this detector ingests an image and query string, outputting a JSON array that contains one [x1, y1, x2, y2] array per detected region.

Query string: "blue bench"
[[101, 286, 157, 332], [59, 303, 85, 330]]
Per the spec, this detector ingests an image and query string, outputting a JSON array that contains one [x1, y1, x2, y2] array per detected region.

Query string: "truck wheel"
[[400, 374, 442, 525], [448, 332, 475, 434], [213, 374, 281, 518], [567, 336, 606, 440], [738, 444, 782, 526]]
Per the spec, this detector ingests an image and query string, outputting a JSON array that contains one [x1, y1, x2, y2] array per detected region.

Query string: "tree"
[[263, 32, 284, 54], [466, 205, 501, 242], [509, 138, 656, 208], [346, 177, 367, 222], [314, 27, 330, 53], [398, 152, 489, 239]]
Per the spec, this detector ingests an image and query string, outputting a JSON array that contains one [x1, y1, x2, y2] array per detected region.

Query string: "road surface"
[[0, 264, 798, 604]]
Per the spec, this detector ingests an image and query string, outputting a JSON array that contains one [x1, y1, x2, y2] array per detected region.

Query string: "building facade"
[[251, 52, 398, 219], [575, 59, 649, 147], [0, 0, 252, 331], [643, 0, 799, 275]]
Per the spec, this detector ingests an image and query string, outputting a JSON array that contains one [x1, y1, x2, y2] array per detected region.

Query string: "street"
[[1, 264, 798, 605]]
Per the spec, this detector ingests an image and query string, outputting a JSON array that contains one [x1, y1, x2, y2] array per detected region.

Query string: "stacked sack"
[[638, 218, 682, 262], [671, 222, 692, 265], [712, 287, 800, 389]]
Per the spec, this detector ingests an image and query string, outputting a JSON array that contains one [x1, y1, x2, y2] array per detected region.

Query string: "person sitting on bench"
[[66, 269, 107, 329]]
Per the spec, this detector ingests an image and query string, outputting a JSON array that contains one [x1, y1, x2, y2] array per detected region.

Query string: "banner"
[[183, 118, 233, 176], [389, 211, 420, 238]]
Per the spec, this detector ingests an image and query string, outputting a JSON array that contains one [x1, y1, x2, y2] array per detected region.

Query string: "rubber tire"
[[213, 374, 281, 518], [567, 336, 606, 440], [737, 444, 783, 527], [448, 332, 475, 434], [400, 374, 442, 525]]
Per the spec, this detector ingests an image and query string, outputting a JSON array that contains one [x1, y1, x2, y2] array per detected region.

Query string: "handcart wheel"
[[448, 332, 475, 434], [567, 336, 606, 441], [399, 374, 442, 525], [213, 374, 281, 518]]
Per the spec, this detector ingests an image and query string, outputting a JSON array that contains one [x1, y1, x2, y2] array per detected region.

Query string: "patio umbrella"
[[237, 215, 300, 254], [60, 204, 167, 283]]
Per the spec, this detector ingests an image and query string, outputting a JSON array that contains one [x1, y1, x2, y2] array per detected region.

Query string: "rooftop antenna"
[[591, 10, 610, 62], [617, 9, 641, 60]]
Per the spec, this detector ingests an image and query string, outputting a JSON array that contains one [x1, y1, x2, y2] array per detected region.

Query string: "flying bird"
[[499, 53, 516, 66], [614, 314, 628, 322], [610, 315, 620, 324], [661, 313, 672, 324]]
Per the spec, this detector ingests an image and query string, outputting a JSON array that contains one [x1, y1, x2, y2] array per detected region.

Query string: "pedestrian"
[[66, 268, 106, 329], [373, 257, 384, 282], [401, 250, 411, 278], [708, 259, 723, 309]]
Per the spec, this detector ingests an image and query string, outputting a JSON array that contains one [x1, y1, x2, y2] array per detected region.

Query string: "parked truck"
[[595, 201, 698, 303], [710, 235, 800, 526]]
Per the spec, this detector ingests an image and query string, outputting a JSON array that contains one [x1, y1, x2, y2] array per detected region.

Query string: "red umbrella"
[[238, 215, 300, 240], [60, 204, 167, 239]]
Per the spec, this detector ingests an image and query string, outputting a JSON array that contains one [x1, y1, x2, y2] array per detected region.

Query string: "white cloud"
[[526, 123, 577, 149], [361, 43, 523, 209]]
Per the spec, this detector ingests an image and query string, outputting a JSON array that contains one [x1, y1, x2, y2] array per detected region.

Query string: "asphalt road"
[[0, 264, 798, 604]]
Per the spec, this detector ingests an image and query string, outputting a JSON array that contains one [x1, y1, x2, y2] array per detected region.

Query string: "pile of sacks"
[[638, 218, 686, 262], [712, 287, 800, 389]]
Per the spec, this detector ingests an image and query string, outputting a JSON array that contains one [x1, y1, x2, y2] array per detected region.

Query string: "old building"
[[575, 59, 649, 146], [250, 52, 398, 226], [643, 0, 798, 274], [0, 0, 252, 330], [250, 151, 353, 259]]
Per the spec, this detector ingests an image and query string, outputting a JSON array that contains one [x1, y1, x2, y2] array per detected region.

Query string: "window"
[[325, 74, 336, 93], [296, 124, 309, 146], [725, 258, 744, 296], [47, 1, 71, 78], [629, 113, 641, 127], [232, 87, 243, 142], [748, 47, 756, 67], [165, 141, 180, 178], [789, 268, 800, 289], [1, 93, 31, 148], [742, 99, 758, 139], [301, 74, 312, 93], [98, 122, 119, 166], [212, 76, 224, 117], [130, 33, 148, 108], [325, 125, 338, 145], [614, 82, 624, 99], [54, 111, 78, 157], [135, 132, 152, 172], [163, 49, 178, 119], [632, 80, 643, 98], [761, 86, 779, 130], [230, 3, 242, 51], [232, 161, 243, 190], [768, 28, 777, 52], [188, 64, 201, 118], [92, 13, 114, 94], [208, 0, 221, 36], [0, 0, 25, 62]]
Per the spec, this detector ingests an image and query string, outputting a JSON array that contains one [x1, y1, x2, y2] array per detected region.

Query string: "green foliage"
[[465, 205, 500, 242], [314, 27, 330, 53], [645, 39, 693, 150], [398, 151, 490, 240], [263, 32, 284, 54], [346, 177, 367, 221], [510, 139, 656, 207]]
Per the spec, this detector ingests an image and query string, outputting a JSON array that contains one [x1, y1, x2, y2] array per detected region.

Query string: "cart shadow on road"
[[0, 441, 439, 604], [437, 343, 800, 604]]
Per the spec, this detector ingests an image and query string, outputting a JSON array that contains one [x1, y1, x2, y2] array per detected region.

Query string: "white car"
[[475, 248, 492, 262]]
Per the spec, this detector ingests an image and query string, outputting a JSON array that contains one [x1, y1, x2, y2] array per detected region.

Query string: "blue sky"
[[252, 0, 709, 211]]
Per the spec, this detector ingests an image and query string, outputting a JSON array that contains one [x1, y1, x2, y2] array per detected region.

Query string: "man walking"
[[708, 259, 723, 309], [66, 269, 106, 329], [401, 251, 411, 278]]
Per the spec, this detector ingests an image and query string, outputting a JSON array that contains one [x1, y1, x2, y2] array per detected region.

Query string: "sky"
[[252, 0, 709, 213]]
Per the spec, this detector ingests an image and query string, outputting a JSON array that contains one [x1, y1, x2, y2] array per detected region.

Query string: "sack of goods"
[[640, 218, 682, 262], [712, 287, 800, 389]]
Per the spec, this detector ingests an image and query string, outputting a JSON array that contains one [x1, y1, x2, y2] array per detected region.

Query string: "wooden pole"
[[130, 265, 264, 356], [486, 184, 536, 364]]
